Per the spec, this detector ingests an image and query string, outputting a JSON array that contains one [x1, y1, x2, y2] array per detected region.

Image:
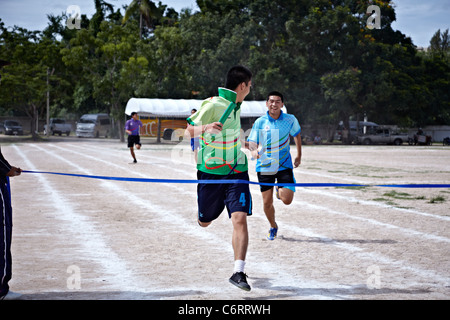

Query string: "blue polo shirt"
[[247, 111, 301, 172]]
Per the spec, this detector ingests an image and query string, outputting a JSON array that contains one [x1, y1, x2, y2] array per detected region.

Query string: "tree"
[[429, 29, 449, 61], [122, 0, 166, 38], [2, 0, 449, 143], [0, 22, 58, 140], [321, 67, 362, 142]]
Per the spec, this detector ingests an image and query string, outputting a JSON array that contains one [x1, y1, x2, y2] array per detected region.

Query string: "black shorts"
[[197, 170, 252, 223], [128, 135, 141, 148], [257, 168, 295, 192]]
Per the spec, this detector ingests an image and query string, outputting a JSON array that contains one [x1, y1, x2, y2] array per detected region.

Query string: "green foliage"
[[1, 0, 449, 140]]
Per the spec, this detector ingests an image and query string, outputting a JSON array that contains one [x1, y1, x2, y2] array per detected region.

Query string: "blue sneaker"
[[267, 226, 278, 240], [275, 186, 280, 200]]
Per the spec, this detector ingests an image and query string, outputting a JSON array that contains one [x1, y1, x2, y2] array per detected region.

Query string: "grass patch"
[[337, 186, 367, 190], [375, 190, 445, 205], [429, 196, 446, 204], [382, 190, 425, 200]]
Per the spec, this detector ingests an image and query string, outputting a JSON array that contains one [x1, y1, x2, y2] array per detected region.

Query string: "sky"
[[0, 0, 449, 48]]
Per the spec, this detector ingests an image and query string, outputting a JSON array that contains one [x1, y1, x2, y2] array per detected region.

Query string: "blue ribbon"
[[22, 170, 450, 188]]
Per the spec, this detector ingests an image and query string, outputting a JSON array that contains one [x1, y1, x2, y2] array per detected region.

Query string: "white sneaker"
[[1, 291, 23, 300]]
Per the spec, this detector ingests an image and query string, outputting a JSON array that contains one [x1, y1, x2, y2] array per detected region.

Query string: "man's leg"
[[229, 211, 251, 291], [198, 220, 211, 227], [276, 169, 295, 205], [261, 188, 276, 228], [231, 211, 248, 261], [278, 187, 294, 205], [129, 146, 136, 161]]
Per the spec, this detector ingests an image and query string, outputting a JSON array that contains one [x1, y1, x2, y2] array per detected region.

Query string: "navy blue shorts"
[[197, 170, 252, 223]]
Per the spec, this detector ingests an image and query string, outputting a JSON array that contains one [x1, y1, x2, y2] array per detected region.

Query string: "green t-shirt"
[[187, 88, 248, 175]]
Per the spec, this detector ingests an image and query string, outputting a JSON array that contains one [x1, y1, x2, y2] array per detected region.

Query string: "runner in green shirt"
[[186, 65, 253, 291]]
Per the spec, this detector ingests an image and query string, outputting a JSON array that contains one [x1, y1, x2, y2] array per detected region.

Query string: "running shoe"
[[229, 272, 251, 291], [267, 226, 278, 240]]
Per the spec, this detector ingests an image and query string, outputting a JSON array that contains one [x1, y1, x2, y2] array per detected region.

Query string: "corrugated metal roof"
[[125, 98, 287, 118]]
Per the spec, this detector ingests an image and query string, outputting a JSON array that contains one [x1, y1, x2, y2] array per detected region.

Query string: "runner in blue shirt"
[[247, 91, 302, 240]]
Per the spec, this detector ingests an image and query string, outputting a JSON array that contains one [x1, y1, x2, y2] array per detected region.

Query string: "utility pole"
[[46, 67, 55, 137]]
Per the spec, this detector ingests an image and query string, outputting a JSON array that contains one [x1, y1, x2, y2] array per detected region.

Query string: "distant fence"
[[407, 126, 450, 142], [301, 124, 450, 143], [2, 116, 450, 142]]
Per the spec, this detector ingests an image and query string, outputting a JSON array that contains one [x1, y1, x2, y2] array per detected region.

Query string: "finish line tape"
[[22, 170, 450, 188]]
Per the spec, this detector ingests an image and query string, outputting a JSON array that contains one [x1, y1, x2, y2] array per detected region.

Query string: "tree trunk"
[[117, 118, 125, 142], [31, 103, 38, 141]]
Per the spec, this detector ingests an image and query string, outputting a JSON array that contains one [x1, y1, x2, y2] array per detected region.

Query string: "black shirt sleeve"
[[0, 147, 12, 178]]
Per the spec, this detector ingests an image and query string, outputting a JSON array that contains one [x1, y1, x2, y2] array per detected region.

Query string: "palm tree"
[[122, 0, 165, 39]]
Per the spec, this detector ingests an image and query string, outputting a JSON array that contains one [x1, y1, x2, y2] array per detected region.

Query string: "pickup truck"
[[44, 118, 72, 136], [356, 128, 409, 145]]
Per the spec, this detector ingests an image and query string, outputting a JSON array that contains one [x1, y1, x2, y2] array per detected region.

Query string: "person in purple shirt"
[[125, 112, 143, 163]]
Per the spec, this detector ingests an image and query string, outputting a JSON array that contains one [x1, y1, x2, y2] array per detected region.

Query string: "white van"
[[76, 113, 111, 138]]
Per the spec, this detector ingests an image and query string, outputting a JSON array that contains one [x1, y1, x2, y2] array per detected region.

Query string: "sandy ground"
[[1, 136, 449, 301]]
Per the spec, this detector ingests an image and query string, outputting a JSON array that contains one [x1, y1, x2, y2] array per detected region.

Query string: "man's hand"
[[250, 149, 260, 160], [293, 156, 301, 168], [247, 141, 260, 159], [7, 166, 22, 177], [204, 122, 223, 135]]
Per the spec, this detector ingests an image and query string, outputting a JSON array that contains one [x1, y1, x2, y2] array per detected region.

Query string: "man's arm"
[[0, 151, 21, 177], [125, 121, 131, 135], [186, 122, 223, 138], [293, 134, 302, 167], [247, 141, 260, 160]]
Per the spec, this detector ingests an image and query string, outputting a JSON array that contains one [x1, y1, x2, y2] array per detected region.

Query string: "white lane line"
[[71, 142, 450, 239], [276, 218, 450, 286], [292, 197, 450, 243], [39, 143, 450, 290], [81, 142, 449, 222], [29, 143, 365, 299], [296, 180, 450, 222], [13, 145, 144, 292]]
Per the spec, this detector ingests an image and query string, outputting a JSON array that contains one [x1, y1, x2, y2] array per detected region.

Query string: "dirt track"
[[1, 137, 449, 300]]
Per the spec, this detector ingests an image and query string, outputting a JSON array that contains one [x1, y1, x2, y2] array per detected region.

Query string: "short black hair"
[[266, 91, 284, 103], [225, 65, 252, 91], [131, 112, 137, 116]]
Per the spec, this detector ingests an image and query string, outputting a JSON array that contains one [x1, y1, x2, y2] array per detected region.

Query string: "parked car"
[[3, 120, 23, 135], [356, 128, 409, 145], [76, 113, 111, 138], [44, 118, 72, 136], [335, 121, 379, 143]]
